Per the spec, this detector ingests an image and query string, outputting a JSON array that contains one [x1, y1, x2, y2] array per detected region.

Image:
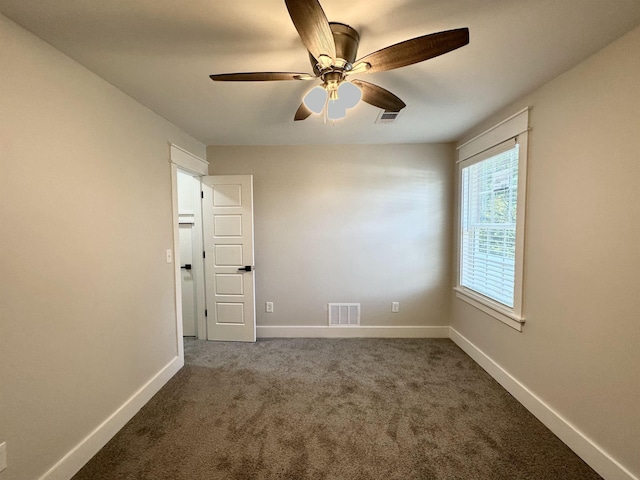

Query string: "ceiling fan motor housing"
[[310, 22, 360, 75]]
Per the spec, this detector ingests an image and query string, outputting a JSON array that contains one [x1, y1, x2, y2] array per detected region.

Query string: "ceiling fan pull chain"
[[323, 96, 328, 124]]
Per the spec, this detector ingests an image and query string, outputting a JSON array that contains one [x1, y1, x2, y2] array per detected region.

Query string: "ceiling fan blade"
[[352, 28, 469, 74], [284, 0, 336, 62], [350, 80, 406, 112], [294, 103, 313, 121], [210, 72, 315, 81]]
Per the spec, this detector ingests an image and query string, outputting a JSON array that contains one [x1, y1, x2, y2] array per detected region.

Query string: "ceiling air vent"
[[375, 110, 401, 124]]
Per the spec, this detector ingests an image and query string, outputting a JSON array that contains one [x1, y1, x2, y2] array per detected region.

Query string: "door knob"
[[238, 266, 253, 272]]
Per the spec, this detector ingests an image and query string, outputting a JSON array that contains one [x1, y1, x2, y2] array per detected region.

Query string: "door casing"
[[170, 145, 209, 353]]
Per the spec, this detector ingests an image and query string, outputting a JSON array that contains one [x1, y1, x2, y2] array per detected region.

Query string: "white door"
[[179, 223, 196, 336], [202, 175, 256, 342]]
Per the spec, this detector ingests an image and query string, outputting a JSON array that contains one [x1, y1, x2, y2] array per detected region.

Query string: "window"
[[455, 109, 529, 331], [460, 141, 518, 307]]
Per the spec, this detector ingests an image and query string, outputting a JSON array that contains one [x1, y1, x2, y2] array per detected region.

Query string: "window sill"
[[454, 287, 525, 332]]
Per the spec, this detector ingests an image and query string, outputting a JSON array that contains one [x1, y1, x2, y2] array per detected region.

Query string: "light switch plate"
[[166, 249, 173, 263]]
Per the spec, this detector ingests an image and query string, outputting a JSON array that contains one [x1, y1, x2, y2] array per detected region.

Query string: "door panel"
[[202, 175, 256, 342], [216, 303, 245, 324], [215, 274, 244, 295], [215, 245, 243, 265], [214, 215, 242, 236]]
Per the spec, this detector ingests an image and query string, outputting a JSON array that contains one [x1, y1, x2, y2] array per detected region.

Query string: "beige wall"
[[0, 14, 205, 480], [452, 25, 640, 476], [208, 144, 454, 329]]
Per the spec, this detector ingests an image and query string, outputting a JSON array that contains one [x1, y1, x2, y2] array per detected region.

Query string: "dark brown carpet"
[[73, 338, 602, 479]]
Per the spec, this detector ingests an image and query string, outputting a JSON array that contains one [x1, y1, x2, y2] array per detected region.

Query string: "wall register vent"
[[328, 303, 360, 326]]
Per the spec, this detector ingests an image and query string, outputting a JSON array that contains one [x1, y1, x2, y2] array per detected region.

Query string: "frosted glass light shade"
[[337, 81, 362, 108], [303, 86, 328, 114], [327, 101, 346, 120]]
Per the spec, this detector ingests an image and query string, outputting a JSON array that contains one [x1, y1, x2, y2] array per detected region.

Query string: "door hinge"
[[201, 191, 204, 199], [205, 309, 208, 317], [203, 251, 206, 258]]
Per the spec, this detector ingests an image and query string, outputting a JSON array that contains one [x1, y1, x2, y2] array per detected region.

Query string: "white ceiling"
[[2, 0, 640, 145]]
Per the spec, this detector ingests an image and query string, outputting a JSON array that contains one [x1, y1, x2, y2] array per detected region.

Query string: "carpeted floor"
[[73, 338, 602, 479]]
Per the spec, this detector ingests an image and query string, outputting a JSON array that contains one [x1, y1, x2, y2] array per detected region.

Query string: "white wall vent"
[[375, 110, 401, 124], [328, 303, 360, 326]]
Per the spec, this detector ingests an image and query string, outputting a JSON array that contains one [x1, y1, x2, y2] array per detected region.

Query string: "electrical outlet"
[[265, 302, 274, 313], [166, 249, 173, 263], [391, 302, 400, 313], [0, 442, 7, 472]]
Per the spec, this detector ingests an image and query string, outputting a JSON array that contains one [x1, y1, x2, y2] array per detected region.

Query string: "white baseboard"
[[449, 327, 637, 480], [257, 325, 450, 338], [39, 355, 184, 480]]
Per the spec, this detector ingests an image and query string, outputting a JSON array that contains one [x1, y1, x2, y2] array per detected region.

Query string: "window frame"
[[454, 108, 529, 331]]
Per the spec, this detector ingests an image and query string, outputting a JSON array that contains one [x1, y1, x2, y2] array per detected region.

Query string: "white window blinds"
[[460, 140, 519, 307]]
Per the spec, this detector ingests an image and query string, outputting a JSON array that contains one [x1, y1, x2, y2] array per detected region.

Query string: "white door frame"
[[169, 144, 209, 358]]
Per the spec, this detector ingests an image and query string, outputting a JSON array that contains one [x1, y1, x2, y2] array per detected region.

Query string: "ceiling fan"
[[210, 0, 469, 121]]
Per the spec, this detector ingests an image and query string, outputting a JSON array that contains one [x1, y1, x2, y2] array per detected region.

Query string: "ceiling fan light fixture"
[[303, 86, 328, 114], [325, 80, 361, 120], [326, 81, 339, 101], [337, 81, 362, 108], [303, 80, 362, 120], [327, 100, 347, 120]]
